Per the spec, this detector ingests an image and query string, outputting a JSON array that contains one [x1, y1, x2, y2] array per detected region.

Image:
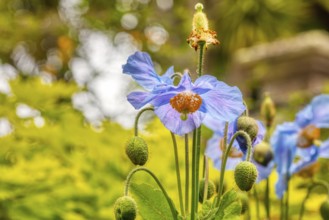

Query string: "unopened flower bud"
[[126, 136, 148, 166], [234, 161, 258, 191], [237, 116, 259, 141], [236, 116, 258, 153], [320, 199, 329, 220], [198, 178, 216, 203], [261, 93, 276, 127], [253, 142, 273, 167], [114, 196, 137, 220]]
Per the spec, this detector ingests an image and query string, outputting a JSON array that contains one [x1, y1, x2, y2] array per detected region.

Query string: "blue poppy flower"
[[204, 118, 272, 182], [123, 51, 245, 135], [271, 94, 329, 198]]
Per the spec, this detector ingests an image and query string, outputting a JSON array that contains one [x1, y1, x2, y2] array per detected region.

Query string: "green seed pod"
[[237, 116, 259, 142], [234, 161, 258, 191], [114, 196, 137, 220], [320, 199, 329, 220], [192, 3, 209, 32], [253, 142, 273, 166], [198, 178, 216, 203], [126, 136, 148, 166]]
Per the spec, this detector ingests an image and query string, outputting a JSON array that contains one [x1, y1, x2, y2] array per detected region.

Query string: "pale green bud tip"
[[261, 93, 276, 127], [126, 136, 148, 166], [195, 3, 204, 12], [234, 161, 258, 191], [320, 199, 329, 220], [198, 179, 216, 203], [114, 196, 137, 220]]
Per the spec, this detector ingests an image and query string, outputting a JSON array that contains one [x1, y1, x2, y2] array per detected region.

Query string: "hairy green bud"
[[126, 136, 148, 166], [253, 142, 273, 166], [199, 178, 216, 203], [261, 93, 276, 127], [237, 116, 259, 142], [234, 161, 258, 191], [114, 196, 137, 220], [320, 199, 329, 220]]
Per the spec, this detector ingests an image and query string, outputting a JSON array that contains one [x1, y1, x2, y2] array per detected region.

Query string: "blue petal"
[[271, 122, 299, 174], [127, 91, 156, 109], [205, 133, 223, 169], [199, 83, 245, 123], [320, 139, 329, 158], [203, 115, 227, 135], [276, 173, 288, 198], [194, 75, 220, 89], [160, 66, 175, 84], [123, 51, 169, 91], [178, 73, 193, 90], [310, 95, 329, 128], [296, 105, 312, 128], [154, 103, 205, 135], [255, 160, 274, 183], [290, 146, 319, 175]]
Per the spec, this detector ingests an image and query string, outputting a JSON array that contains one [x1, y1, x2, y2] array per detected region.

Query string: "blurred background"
[[0, 0, 329, 219]]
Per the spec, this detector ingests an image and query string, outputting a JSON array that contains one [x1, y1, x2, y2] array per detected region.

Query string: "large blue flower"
[[123, 51, 245, 135], [204, 118, 272, 182], [271, 94, 329, 198]]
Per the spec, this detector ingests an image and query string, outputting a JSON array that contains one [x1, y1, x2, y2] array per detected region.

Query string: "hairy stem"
[[171, 132, 185, 217], [134, 107, 154, 136]]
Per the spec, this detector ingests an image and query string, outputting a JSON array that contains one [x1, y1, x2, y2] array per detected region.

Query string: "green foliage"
[[0, 76, 134, 219], [215, 189, 241, 220], [130, 182, 177, 220]]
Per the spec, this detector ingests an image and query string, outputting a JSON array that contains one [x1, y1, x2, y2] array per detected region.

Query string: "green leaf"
[[199, 200, 218, 220], [215, 189, 241, 220], [130, 182, 178, 220]]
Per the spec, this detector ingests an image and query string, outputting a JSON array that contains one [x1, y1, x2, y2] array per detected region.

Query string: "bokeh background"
[[0, 0, 329, 219]]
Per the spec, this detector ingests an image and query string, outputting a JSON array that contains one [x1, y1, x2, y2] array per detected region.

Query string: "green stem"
[[254, 187, 261, 220], [171, 132, 185, 217], [185, 134, 190, 214], [285, 148, 291, 220], [195, 126, 201, 212], [299, 180, 329, 220], [134, 107, 154, 136], [216, 130, 253, 207], [264, 125, 271, 219], [265, 177, 271, 220], [217, 122, 229, 196], [202, 156, 209, 203], [191, 130, 197, 220], [124, 167, 178, 220], [243, 100, 249, 116], [285, 178, 290, 220], [197, 42, 205, 77], [280, 196, 284, 220]]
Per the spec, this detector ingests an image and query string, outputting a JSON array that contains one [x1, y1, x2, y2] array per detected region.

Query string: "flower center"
[[297, 125, 320, 148], [170, 91, 202, 120], [220, 139, 243, 158]]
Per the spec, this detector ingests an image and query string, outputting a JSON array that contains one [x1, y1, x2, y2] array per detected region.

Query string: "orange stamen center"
[[297, 125, 320, 148], [170, 92, 202, 115]]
